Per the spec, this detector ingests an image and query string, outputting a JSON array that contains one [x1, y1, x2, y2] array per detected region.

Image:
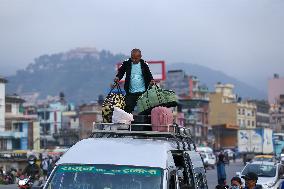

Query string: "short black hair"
[[131, 48, 141, 55], [231, 176, 242, 184]]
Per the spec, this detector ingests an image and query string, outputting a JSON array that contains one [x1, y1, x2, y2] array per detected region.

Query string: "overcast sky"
[[0, 0, 284, 92]]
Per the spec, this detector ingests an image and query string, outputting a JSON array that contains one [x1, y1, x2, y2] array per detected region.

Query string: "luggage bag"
[[151, 106, 174, 132]]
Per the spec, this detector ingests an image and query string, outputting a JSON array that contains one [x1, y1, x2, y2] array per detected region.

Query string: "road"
[[0, 160, 244, 189], [206, 160, 245, 189]]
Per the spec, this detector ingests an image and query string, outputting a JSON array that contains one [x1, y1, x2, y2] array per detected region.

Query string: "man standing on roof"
[[114, 49, 155, 113]]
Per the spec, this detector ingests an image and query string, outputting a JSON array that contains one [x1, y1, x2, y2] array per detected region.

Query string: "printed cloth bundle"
[[137, 85, 178, 114], [102, 84, 125, 123]]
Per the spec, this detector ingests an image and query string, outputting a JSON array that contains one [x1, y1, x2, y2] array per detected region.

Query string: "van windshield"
[[45, 164, 163, 189]]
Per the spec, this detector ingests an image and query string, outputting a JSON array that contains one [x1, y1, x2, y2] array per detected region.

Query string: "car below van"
[[43, 124, 208, 189]]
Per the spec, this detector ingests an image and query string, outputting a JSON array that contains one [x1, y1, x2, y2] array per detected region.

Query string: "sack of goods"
[[137, 84, 178, 115], [151, 106, 174, 132], [102, 84, 125, 123], [112, 107, 134, 124]]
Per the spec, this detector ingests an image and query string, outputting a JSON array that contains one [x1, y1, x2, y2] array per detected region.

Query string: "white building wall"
[[11, 103, 19, 115], [0, 83, 5, 132]]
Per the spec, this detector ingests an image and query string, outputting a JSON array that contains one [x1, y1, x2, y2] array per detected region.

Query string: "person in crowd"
[[233, 152, 236, 163], [114, 48, 155, 113], [230, 176, 242, 189], [22, 155, 40, 180], [241, 172, 261, 189], [41, 156, 50, 180], [224, 151, 230, 165], [217, 153, 227, 185], [0, 167, 3, 176]]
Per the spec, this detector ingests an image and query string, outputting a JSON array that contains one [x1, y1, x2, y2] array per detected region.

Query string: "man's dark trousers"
[[124, 92, 143, 113]]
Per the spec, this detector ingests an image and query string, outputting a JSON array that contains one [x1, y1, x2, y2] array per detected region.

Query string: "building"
[[268, 74, 284, 105], [53, 110, 79, 146], [270, 95, 284, 132], [209, 83, 258, 149], [2, 95, 38, 150], [165, 70, 209, 100], [248, 100, 270, 128], [209, 84, 237, 127], [79, 103, 102, 139], [179, 98, 210, 145], [37, 95, 76, 148], [237, 101, 257, 129], [0, 77, 7, 132], [165, 70, 190, 96]]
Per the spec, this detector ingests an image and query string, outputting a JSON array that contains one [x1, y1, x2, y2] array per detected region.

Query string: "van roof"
[[57, 138, 177, 169]]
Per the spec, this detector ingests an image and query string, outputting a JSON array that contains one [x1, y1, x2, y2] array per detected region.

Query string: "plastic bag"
[[112, 107, 134, 124]]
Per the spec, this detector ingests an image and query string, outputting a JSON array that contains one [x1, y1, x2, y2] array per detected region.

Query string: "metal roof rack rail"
[[91, 123, 196, 151]]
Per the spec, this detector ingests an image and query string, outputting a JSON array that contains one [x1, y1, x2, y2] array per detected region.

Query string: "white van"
[[43, 124, 208, 189]]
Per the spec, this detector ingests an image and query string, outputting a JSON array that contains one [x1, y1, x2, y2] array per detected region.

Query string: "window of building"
[[242, 109, 245, 115], [5, 104, 11, 113], [238, 119, 241, 126], [252, 110, 255, 116], [252, 121, 255, 126], [247, 120, 250, 126], [238, 109, 241, 115]]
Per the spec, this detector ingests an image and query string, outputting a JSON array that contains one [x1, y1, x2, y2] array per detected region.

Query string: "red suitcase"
[[151, 106, 174, 132]]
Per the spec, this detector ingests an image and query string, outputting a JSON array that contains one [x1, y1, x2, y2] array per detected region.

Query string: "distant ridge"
[[6, 48, 266, 104]]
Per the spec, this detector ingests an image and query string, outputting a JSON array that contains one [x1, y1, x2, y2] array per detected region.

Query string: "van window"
[[184, 151, 208, 189], [46, 165, 163, 189]]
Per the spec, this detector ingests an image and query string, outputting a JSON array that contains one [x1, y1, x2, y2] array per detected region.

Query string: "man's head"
[[131, 48, 142, 64], [231, 176, 242, 189], [242, 172, 258, 188]]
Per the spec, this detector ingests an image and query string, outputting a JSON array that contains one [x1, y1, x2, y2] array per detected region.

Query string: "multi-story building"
[[209, 83, 258, 149], [237, 102, 257, 129], [37, 98, 75, 148], [248, 100, 270, 128], [53, 110, 79, 146], [179, 98, 210, 145], [270, 95, 284, 132], [0, 77, 7, 132], [268, 74, 284, 105], [164, 70, 210, 145], [0, 78, 39, 150], [165, 70, 209, 100], [1, 95, 38, 150]]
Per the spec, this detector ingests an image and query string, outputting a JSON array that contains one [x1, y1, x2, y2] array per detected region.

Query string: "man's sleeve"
[[116, 61, 127, 80]]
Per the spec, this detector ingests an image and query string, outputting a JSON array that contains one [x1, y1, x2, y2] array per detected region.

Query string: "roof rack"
[[91, 123, 196, 151]]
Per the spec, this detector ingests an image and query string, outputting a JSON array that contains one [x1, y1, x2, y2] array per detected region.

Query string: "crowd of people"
[[215, 153, 261, 189], [0, 154, 59, 185]]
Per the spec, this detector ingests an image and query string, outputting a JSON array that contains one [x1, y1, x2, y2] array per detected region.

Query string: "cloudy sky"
[[0, 0, 283, 92]]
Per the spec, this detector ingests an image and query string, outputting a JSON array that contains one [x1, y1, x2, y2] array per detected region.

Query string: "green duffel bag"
[[161, 89, 178, 107], [137, 85, 165, 114]]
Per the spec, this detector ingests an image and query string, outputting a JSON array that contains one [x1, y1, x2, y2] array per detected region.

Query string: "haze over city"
[[1, 0, 284, 93]]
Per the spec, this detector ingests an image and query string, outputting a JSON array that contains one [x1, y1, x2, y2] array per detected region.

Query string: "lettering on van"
[[58, 165, 161, 176]]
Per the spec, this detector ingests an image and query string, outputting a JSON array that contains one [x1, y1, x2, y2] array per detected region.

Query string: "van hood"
[[257, 176, 277, 187]]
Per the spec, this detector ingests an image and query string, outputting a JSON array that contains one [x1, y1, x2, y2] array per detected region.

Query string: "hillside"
[[6, 48, 266, 104], [7, 48, 127, 103]]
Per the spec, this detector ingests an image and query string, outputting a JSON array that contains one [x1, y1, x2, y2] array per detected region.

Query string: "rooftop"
[[57, 138, 177, 168]]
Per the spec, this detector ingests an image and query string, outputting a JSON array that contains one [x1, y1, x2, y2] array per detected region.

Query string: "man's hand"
[[114, 77, 119, 83], [150, 79, 155, 86]]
